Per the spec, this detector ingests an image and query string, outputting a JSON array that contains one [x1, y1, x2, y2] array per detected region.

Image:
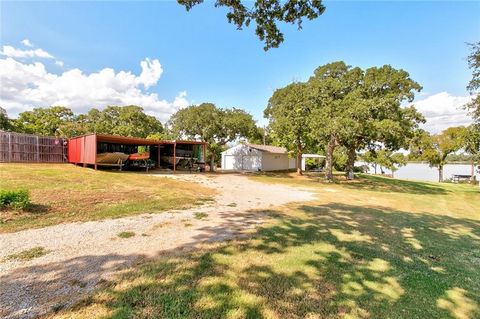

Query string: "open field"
[[48, 173, 480, 319], [0, 164, 214, 232]]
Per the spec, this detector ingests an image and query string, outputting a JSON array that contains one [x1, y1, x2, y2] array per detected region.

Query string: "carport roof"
[[72, 133, 205, 145]]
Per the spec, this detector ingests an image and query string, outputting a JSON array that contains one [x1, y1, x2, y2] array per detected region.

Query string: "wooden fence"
[[0, 131, 68, 163]]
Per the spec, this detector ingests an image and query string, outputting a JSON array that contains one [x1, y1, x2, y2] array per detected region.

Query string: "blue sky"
[[1, 1, 479, 131]]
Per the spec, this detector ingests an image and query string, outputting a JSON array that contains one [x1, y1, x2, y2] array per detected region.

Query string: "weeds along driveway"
[[0, 174, 315, 319]]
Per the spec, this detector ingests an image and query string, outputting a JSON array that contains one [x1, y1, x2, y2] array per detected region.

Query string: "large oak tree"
[[308, 62, 423, 181]]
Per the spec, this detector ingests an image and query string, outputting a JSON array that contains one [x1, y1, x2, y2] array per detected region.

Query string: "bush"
[[0, 189, 30, 210]]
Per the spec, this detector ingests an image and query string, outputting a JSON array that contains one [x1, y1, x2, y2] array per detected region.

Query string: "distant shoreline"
[[405, 161, 478, 165]]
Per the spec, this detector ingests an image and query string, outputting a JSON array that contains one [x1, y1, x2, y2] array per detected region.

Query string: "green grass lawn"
[[48, 173, 480, 319], [0, 164, 214, 232]]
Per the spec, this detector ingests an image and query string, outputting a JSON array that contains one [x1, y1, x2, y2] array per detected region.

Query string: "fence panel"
[[0, 132, 67, 163]]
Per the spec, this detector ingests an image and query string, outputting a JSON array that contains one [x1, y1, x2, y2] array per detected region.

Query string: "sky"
[[1, 0, 479, 133]]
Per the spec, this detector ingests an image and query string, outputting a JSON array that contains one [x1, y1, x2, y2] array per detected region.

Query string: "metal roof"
[[247, 144, 288, 154], [71, 133, 205, 145]]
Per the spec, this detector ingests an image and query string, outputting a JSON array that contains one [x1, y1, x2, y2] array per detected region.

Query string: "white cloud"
[[1, 45, 54, 59], [0, 54, 188, 122], [55, 60, 64, 67], [137, 58, 162, 89], [411, 92, 474, 134], [21, 39, 34, 47]]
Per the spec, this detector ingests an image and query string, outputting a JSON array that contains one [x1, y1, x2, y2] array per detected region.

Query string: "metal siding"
[[68, 137, 81, 163], [261, 153, 289, 171], [222, 154, 261, 170], [84, 135, 97, 164], [68, 135, 96, 164], [68, 133, 203, 167]]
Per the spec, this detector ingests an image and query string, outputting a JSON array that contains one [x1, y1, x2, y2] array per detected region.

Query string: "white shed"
[[221, 144, 296, 171]]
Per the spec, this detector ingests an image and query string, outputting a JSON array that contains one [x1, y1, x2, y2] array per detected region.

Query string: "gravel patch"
[[0, 174, 315, 318]]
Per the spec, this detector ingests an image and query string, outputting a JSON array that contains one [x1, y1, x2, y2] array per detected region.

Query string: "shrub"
[[0, 189, 30, 210], [117, 231, 135, 238], [6, 246, 49, 261]]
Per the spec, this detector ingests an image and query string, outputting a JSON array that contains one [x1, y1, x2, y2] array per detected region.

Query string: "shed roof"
[[247, 144, 288, 154]]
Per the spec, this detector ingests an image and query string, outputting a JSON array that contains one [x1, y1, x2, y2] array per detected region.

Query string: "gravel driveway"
[[0, 173, 315, 319]]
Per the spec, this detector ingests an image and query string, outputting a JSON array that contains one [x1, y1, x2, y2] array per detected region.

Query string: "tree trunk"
[[209, 153, 215, 172], [296, 140, 302, 176], [374, 163, 377, 175], [471, 161, 475, 183], [345, 146, 356, 180], [438, 165, 443, 182], [325, 135, 337, 181]]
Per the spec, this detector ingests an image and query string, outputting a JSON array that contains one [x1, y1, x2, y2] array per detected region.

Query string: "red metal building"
[[68, 133, 206, 171]]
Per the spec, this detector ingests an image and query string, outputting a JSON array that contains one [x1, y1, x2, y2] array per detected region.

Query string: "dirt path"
[[0, 174, 315, 319]]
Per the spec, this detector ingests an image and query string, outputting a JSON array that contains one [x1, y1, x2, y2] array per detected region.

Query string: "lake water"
[[356, 162, 480, 182]]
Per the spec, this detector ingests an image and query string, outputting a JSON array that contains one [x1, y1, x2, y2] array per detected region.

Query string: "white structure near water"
[[221, 144, 297, 171]]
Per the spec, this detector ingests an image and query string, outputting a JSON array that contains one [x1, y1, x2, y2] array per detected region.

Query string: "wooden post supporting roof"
[[173, 142, 176, 173], [156, 145, 160, 168]]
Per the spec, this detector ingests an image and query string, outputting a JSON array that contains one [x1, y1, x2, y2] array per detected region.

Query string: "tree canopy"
[[466, 41, 480, 122], [77, 106, 164, 138], [463, 124, 480, 160], [0, 107, 13, 131], [14, 106, 75, 136], [410, 127, 467, 182], [307, 62, 423, 180], [168, 103, 256, 170], [177, 0, 325, 50], [265, 82, 313, 174], [12, 105, 163, 138]]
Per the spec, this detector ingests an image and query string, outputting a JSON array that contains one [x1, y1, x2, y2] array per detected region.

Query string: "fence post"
[[8, 133, 11, 162], [36, 136, 40, 162]]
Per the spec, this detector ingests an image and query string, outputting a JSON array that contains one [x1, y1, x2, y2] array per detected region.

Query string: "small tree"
[[361, 150, 379, 174], [375, 150, 406, 178], [463, 124, 480, 183], [413, 127, 466, 182], [169, 103, 256, 171]]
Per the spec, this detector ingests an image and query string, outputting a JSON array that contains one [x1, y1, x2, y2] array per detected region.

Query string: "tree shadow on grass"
[[55, 203, 480, 318], [338, 174, 451, 195], [251, 172, 452, 195], [2, 203, 480, 318]]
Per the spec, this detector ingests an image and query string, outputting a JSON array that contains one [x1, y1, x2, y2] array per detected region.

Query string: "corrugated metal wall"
[[68, 135, 97, 164], [0, 131, 67, 163]]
